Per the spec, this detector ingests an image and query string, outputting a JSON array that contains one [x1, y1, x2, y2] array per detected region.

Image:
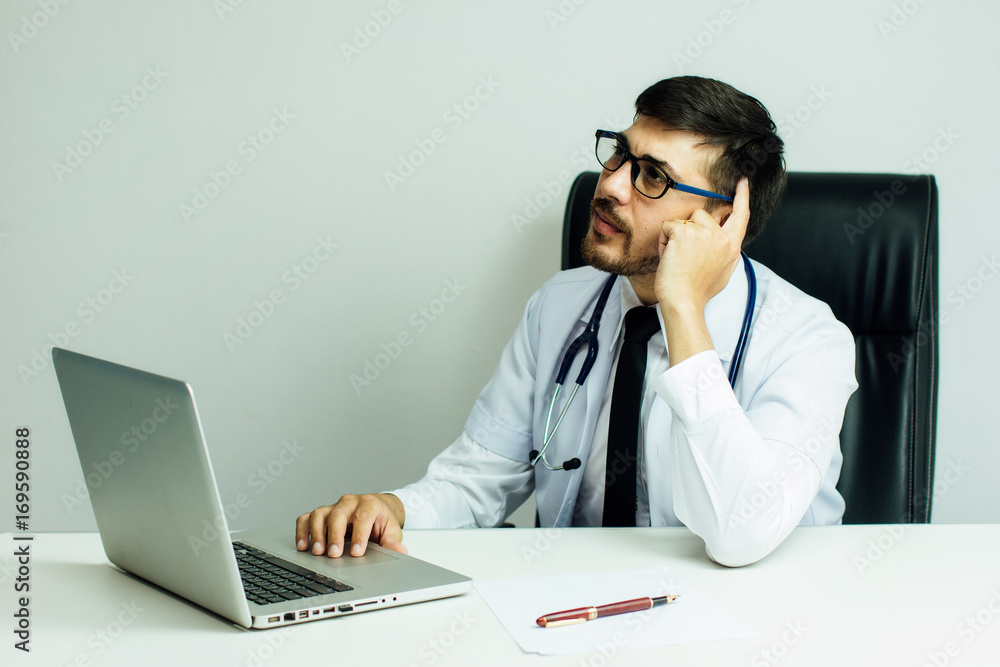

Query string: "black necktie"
[[603, 306, 660, 527]]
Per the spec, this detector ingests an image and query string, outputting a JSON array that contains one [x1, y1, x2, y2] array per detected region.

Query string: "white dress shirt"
[[391, 260, 857, 567]]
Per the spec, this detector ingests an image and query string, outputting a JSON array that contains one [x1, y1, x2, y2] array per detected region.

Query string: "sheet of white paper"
[[474, 567, 754, 656]]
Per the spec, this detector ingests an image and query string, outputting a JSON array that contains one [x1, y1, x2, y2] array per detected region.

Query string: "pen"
[[536, 595, 680, 628]]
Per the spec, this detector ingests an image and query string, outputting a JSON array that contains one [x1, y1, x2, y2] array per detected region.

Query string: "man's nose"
[[598, 163, 634, 206]]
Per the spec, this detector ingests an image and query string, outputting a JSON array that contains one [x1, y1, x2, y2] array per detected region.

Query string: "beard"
[[580, 197, 659, 276]]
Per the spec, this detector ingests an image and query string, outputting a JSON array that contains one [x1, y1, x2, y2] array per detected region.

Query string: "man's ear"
[[715, 204, 734, 227]]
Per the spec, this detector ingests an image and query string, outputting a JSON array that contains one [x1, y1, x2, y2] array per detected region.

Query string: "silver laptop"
[[52, 347, 471, 629]]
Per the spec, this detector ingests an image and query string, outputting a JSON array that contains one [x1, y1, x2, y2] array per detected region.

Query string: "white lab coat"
[[393, 261, 858, 566]]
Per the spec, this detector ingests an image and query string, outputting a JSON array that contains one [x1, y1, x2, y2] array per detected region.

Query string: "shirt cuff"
[[387, 486, 442, 529], [652, 350, 740, 426]]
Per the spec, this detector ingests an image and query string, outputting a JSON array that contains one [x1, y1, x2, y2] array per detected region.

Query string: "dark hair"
[[634, 76, 785, 244]]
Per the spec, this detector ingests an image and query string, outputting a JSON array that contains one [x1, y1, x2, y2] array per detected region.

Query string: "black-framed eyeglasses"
[[594, 129, 733, 202]]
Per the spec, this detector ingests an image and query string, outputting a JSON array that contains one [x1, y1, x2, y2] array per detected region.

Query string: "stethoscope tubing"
[[531, 253, 757, 471]]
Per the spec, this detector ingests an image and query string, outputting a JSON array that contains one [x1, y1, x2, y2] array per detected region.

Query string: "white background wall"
[[2, 0, 996, 533]]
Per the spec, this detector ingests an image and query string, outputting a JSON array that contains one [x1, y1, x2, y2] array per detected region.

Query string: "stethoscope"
[[528, 251, 757, 471]]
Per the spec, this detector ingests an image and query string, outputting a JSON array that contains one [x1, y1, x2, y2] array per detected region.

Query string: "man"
[[296, 76, 857, 567]]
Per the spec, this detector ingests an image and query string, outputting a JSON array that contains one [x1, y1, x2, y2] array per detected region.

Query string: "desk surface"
[[3, 525, 1000, 666]]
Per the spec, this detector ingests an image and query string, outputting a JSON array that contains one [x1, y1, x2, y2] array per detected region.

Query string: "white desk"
[[3, 526, 1000, 666]]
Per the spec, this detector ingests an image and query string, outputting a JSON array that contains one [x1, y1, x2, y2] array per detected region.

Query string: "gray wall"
[[2, 0, 996, 532]]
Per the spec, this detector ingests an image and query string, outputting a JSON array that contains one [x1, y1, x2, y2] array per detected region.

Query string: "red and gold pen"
[[536, 595, 680, 628]]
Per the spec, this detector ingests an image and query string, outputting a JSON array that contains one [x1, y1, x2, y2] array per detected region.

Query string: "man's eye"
[[639, 164, 667, 185]]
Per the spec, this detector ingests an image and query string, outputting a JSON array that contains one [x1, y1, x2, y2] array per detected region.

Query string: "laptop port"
[[284, 613, 295, 622], [268, 616, 280, 623], [323, 607, 336, 614], [355, 601, 377, 607], [338, 604, 353, 613], [298, 611, 309, 619]]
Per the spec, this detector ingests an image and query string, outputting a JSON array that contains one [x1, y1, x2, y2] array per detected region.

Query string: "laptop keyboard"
[[233, 541, 354, 607]]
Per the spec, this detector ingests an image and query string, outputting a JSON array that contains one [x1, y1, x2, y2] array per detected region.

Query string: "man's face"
[[582, 115, 724, 276]]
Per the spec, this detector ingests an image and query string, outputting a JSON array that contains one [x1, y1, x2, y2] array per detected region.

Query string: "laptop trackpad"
[[233, 528, 398, 571]]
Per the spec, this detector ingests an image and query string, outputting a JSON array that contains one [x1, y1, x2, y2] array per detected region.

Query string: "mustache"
[[590, 198, 630, 233]]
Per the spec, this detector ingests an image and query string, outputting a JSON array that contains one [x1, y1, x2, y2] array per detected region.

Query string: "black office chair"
[[562, 171, 938, 524]]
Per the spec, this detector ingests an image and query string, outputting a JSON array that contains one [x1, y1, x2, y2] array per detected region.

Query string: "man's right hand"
[[295, 493, 407, 558]]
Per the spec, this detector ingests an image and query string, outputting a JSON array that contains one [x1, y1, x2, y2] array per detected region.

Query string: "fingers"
[[376, 517, 408, 555], [311, 503, 339, 555], [660, 178, 750, 256], [294, 494, 405, 559], [297, 505, 336, 554], [325, 498, 355, 557], [659, 215, 702, 259], [295, 512, 312, 551], [381, 537, 409, 555], [347, 501, 375, 557], [343, 494, 405, 557], [658, 210, 720, 248], [723, 177, 750, 243], [293, 495, 358, 557]]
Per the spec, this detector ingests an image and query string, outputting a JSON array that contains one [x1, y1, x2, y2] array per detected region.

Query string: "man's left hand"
[[654, 177, 750, 313]]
